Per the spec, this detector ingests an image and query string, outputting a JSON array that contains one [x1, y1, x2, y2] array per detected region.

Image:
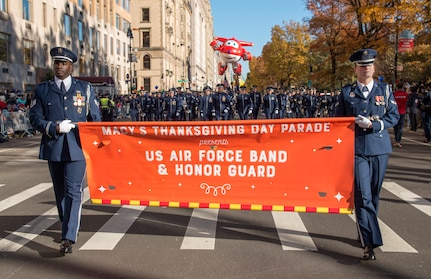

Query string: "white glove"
[[355, 115, 372, 129], [59, 120, 75, 133]]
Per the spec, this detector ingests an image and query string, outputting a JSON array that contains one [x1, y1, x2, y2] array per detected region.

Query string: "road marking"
[[80, 205, 146, 250], [272, 211, 317, 251], [402, 135, 431, 146], [0, 142, 39, 153], [348, 214, 417, 253], [0, 188, 90, 252], [181, 208, 219, 250], [383, 181, 431, 217], [0, 183, 52, 212]]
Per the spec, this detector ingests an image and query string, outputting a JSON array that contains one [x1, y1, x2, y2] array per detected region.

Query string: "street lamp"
[[127, 27, 133, 94]]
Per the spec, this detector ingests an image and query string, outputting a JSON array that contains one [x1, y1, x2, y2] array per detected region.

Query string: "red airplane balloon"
[[210, 36, 253, 76]]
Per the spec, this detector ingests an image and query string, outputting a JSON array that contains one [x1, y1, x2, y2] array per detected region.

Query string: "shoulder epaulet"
[[377, 81, 388, 88], [34, 80, 52, 94], [342, 82, 356, 91]]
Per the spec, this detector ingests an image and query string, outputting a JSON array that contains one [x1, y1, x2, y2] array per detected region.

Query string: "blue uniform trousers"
[[48, 160, 86, 243], [354, 154, 388, 248]]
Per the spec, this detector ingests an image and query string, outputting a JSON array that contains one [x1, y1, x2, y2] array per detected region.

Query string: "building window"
[[110, 37, 114, 55], [89, 27, 94, 48], [64, 14, 72, 37], [42, 44, 48, 67], [78, 21, 83, 41], [116, 66, 120, 83], [53, 8, 57, 32], [98, 61, 102, 76], [104, 34, 107, 52], [23, 40, 33, 65], [90, 58, 95, 75], [103, 4, 107, 22], [79, 57, 85, 74], [122, 19, 130, 33], [143, 55, 150, 70], [116, 39, 120, 55], [78, 0, 83, 7], [142, 31, 150, 48], [142, 8, 149, 22], [42, 3, 47, 27], [0, 33, 8, 62], [143, 78, 150, 91], [96, 30, 100, 49], [116, 14, 120, 29], [123, 0, 130, 12], [96, 2, 100, 20], [1, 0, 7, 12], [23, 0, 32, 21]]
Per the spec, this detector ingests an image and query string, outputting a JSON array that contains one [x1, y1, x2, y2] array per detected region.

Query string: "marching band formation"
[[102, 83, 341, 122]]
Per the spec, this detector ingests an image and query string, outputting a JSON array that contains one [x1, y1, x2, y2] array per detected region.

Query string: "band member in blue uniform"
[[236, 85, 253, 120], [213, 83, 230, 120], [334, 48, 399, 260], [29, 47, 101, 254], [249, 85, 262, 119], [262, 86, 279, 119], [199, 86, 214, 121], [153, 92, 165, 121], [129, 93, 140, 121], [164, 88, 181, 121], [276, 89, 288, 119]]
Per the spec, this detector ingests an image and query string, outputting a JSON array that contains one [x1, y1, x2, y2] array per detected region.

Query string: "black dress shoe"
[[363, 246, 376, 260], [60, 240, 73, 254]]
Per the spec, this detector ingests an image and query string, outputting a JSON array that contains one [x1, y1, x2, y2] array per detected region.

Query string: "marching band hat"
[[216, 83, 225, 88], [203, 85, 212, 91], [239, 85, 246, 89], [266, 86, 274, 90], [50, 47, 77, 63], [349, 48, 377, 66], [169, 87, 177, 92]]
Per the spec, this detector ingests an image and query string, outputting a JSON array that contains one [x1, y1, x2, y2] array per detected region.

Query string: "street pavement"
[[0, 126, 430, 279]]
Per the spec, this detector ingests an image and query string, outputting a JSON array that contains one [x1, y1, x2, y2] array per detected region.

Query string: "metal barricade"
[[1, 110, 33, 138], [0, 110, 7, 138]]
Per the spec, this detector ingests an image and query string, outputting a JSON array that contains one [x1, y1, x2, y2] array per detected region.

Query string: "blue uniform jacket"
[[30, 78, 101, 162], [334, 82, 399, 156]]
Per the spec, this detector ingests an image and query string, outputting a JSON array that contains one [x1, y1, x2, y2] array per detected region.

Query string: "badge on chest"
[[73, 91, 86, 113]]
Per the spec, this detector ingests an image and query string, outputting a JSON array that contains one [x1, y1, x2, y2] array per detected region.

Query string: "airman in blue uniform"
[[249, 85, 262, 119], [29, 47, 101, 254], [263, 86, 279, 119], [213, 83, 230, 120], [334, 48, 399, 260], [199, 86, 214, 121], [164, 88, 181, 121], [235, 85, 253, 120]]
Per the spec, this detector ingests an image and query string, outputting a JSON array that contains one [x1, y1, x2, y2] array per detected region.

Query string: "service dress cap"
[[203, 85, 212, 91], [50, 47, 77, 63], [349, 48, 377, 66], [266, 86, 274, 90], [239, 85, 247, 89]]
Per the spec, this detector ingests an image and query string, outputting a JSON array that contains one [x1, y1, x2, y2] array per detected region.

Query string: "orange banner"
[[79, 118, 355, 213]]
